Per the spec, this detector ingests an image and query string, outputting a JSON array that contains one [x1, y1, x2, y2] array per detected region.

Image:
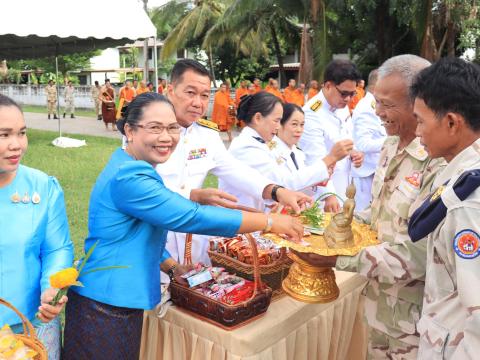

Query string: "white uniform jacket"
[[299, 90, 353, 199], [351, 91, 387, 179], [156, 121, 271, 265], [220, 127, 329, 210]]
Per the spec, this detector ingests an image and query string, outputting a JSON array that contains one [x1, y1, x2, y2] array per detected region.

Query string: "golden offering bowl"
[[263, 213, 378, 303], [282, 251, 339, 303]]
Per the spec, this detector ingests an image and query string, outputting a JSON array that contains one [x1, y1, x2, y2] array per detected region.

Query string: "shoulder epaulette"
[[408, 169, 480, 242], [310, 100, 322, 112], [197, 118, 219, 131]]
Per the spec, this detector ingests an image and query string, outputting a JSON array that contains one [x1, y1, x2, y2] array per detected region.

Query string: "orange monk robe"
[[158, 85, 164, 94], [136, 86, 149, 95], [253, 84, 262, 94], [348, 86, 366, 112], [266, 87, 285, 102], [119, 87, 135, 102], [235, 87, 249, 107], [211, 91, 234, 131], [307, 88, 319, 100], [284, 87, 305, 106]]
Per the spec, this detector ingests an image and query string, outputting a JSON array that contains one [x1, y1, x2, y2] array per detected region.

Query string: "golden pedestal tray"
[[263, 213, 378, 303]]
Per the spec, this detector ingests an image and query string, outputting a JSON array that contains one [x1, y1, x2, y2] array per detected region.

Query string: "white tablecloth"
[[140, 270, 368, 360]]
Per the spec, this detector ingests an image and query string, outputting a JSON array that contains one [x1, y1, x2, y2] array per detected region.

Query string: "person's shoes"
[[71, 114, 75, 119], [48, 114, 50, 119], [63, 113, 66, 118], [97, 115, 102, 121], [54, 115, 59, 119]]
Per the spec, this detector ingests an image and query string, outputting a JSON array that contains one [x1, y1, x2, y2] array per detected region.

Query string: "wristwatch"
[[167, 265, 177, 282], [271, 185, 285, 202]]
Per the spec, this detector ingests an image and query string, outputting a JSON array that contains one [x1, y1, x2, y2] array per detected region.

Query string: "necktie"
[[290, 151, 299, 170]]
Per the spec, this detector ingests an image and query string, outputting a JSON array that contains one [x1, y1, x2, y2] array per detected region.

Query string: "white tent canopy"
[[0, 0, 159, 142], [0, 0, 156, 59]]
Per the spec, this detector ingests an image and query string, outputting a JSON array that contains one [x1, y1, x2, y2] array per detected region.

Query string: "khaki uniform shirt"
[[417, 138, 480, 359], [45, 85, 57, 102], [336, 136, 445, 343], [91, 85, 100, 100]]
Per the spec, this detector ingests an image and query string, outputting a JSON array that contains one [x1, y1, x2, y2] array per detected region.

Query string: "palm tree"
[[159, 0, 231, 83], [204, 0, 300, 86]]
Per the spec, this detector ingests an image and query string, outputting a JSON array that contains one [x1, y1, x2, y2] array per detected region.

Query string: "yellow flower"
[[49, 267, 79, 289]]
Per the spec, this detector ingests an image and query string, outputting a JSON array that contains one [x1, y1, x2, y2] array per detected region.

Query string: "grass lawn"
[[21, 104, 97, 118], [22, 129, 218, 258]]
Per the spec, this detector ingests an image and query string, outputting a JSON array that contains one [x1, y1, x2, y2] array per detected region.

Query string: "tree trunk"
[[420, 0, 437, 61], [208, 46, 216, 85], [299, 22, 313, 85], [376, 0, 388, 63], [270, 24, 286, 87]]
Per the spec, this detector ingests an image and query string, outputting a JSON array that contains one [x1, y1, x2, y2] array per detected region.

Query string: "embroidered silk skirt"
[[63, 290, 144, 360]]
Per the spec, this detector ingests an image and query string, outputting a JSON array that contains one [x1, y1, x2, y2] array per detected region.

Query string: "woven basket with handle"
[[208, 246, 292, 299], [170, 233, 273, 330], [0, 298, 48, 360]]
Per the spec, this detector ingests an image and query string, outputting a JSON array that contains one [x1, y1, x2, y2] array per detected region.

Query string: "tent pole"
[[55, 56, 62, 137], [153, 36, 158, 92]]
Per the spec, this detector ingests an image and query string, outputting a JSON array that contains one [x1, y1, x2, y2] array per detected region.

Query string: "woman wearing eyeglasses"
[[220, 93, 353, 211], [62, 92, 303, 359]]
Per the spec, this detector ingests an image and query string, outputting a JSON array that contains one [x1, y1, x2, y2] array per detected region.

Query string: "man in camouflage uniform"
[[408, 57, 480, 359], [91, 80, 102, 120], [45, 80, 58, 119], [63, 81, 75, 118], [296, 55, 444, 359]]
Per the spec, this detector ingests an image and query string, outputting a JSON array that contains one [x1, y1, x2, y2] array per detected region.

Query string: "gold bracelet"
[[263, 215, 273, 233]]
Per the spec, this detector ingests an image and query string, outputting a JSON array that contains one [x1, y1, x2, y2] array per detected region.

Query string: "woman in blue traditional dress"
[[63, 92, 303, 359], [0, 94, 74, 359]]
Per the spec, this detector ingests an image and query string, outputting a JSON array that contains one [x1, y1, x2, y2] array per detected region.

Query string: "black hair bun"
[[237, 95, 253, 121], [116, 118, 127, 135]]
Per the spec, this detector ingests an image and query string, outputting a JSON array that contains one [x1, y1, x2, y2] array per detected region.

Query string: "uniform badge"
[[310, 100, 322, 112], [430, 185, 444, 202], [405, 171, 421, 188], [371, 100, 376, 110], [267, 141, 277, 150], [187, 148, 207, 160], [276, 157, 284, 165], [453, 229, 480, 259]]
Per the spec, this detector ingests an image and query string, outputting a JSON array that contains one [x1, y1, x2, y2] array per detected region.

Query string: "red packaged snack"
[[221, 280, 255, 305]]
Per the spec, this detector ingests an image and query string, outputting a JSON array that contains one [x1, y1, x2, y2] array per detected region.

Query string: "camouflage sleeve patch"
[[197, 118, 219, 131]]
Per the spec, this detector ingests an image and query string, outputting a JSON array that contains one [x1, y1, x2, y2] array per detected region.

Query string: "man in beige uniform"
[[45, 80, 58, 119], [91, 80, 102, 120], [408, 57, 480, 359], [296, 55, 445, 359]]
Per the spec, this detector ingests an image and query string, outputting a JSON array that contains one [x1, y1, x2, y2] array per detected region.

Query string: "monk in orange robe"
[[283, 79, 305, 106], [247, 83, 256, 95], [235, 80, 249, 107], [211, 83, 235, 141], [136, 80, 149, 95], [157, 78, 167, 94], [252, 78, 262, 94], [348, 79, 366, 112], [266, 79, 284, 102], [117, 80, 136, 119], [307, 80, 320, 100], [264, 78, 274, 92]]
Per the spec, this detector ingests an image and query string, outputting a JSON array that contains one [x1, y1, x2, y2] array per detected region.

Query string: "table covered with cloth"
[[140, 270, 368, 360]]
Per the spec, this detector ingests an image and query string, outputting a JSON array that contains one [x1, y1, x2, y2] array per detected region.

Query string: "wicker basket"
[[0, 298, 48, 360], [170, 233, 273, 330], [208, 246, 292, 299]]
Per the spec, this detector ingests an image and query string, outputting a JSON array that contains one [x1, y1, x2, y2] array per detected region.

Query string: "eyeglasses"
[[134, 123, 182, 134], [335, 85, 356, 99]]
